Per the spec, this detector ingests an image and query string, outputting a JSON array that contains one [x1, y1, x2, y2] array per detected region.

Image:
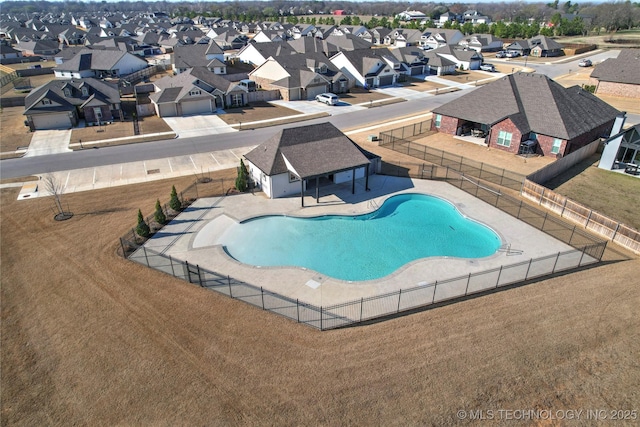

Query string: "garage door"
[[159, 103, 177, 117], [306, 85, 328, 100], [410, 66, 423, 76], [181, 99, 212, 116], [379, 75, 394, 87], [32, 113, 72, 130]]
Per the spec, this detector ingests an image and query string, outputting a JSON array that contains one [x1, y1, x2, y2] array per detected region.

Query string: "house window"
[[93, 107, 102, 122], [81, 87, 89, 96], [529, 132, 537, 140], [551, 138, 562, 154], [42, 99, 51, 105], [434, 114, 442, 128], [497, 131, 512, 147], [231, 93, 243, 107], [289, 172, 300, 183], [64, 88, 71, 97], [189, 89, 201, 96]]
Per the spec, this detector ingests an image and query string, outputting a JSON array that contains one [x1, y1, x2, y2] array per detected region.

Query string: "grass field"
[[1, 138, 639, 425]]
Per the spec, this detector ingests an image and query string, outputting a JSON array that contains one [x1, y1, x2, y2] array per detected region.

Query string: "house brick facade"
[[431, 114, 460, 134], [487, 118, 523, 154], [590, 78, 640, 99]]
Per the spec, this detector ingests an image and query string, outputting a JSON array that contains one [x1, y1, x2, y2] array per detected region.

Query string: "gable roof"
[[57, 48, 145, 71], [24, 78, 120, 113], [433, 73, 620, 140], [244, 122, 370, 178], [150, 66, 237, 104]]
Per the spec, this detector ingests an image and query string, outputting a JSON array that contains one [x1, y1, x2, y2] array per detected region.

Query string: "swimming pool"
[[217, 193, 502, 281]]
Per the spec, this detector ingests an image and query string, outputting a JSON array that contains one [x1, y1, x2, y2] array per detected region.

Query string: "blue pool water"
[[219, 193, 501, 281]]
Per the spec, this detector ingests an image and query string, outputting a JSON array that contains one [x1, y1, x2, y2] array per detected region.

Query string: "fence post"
[[570, 225, 576, 245], [578, 246, 587, 266], [320, 306, 323, 331], [143, 246, 149, 266], [169, 255, 175, 276], [611, 223, 620, 242], [197, 264, 203, 287], [560, 199, 568, 217], [397, 289, 402, 313], [360, 297, 364, 322], [524, 258, 533, 280], [552, 252, 560, 273], [542, 213, 548, 231], [465, 273, 471, 294], [495, 266, 503, 288], [296, 299, 300, 323], [432, 281, 438, 304], [517, 201, 523, 218], [585, 210, 593, 228], [539, 188, 545, 205], [228, 276, 232, 297]]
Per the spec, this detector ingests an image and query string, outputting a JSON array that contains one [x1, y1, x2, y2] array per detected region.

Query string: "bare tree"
[[41, 174, 73, 221]]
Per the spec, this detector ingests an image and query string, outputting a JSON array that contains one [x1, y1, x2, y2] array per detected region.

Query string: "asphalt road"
[[0, 89, 468, 179]]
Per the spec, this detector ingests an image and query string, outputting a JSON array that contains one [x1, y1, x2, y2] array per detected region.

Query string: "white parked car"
[[315, 93, 339, 105], [505, 51, 521, 58], [480, 63, 496, 72]]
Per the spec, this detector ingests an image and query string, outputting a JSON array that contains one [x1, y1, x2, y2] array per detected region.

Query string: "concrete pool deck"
[[139, 175, 583, 307]]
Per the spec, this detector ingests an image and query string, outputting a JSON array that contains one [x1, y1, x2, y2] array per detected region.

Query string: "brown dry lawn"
[[217, 101, 304, 125], [69, 115, 174, 145], [0, 106, 32, 152], [2, 156, 639, 425]]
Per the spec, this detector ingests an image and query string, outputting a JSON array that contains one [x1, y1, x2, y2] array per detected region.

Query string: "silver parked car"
[[315, 93, 339, 105]]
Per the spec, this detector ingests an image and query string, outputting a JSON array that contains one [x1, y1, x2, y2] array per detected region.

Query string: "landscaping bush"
[[154, 199, 166, 225], [235, 159, 249, 192], [169, 185, 181, 211], [136, 209, 150, 237]]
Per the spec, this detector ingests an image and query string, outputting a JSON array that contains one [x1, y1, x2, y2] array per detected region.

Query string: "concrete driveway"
[[24, 129, 72, 157], [269, 99, 366, 115], [163, 113, 237, 138]]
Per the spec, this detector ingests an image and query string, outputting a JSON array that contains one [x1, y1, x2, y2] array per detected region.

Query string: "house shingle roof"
[[433, 73, 620, 140], [244, 122, 371, 178], [590, 49, 640, 86], [24, 78, 120, 113]]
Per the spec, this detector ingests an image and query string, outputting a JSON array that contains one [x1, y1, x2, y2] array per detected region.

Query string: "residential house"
[[23, 78, 122, 130], [384, 29, 426, 47], [0, 43, 23, 60], [370, 27, 392, 45], [244, 122, 379, 201], [388, 47, 429, 76], [53, 48, 148, 79], [172, 40, 225, 74], [149, 66, 247, 117], [14, 39, 60, 57], [420, 28, 464, 50], [422, 53, 456, 76], [589, 49, 640, 99], [438, 12, 460, 27], [457, 34, 503, 52], [330, 48, 400, 88], [431, 73, 621, 157], [249, 52, 350, 100], [252, 30, 286, 43], [506, 36, 563, 57], [430, 45, 483, 70], [462, 10, 491, 25]]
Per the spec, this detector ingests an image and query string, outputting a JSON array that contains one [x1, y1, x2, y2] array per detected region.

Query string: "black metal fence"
[[119, 168, 607, 330], [379, 127, 525, 192]]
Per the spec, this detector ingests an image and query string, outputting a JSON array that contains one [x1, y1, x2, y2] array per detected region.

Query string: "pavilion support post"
[[301, 179, 304, 207], [351, 168, 355, 194], [365, 163, 370, 191], [315, 177, 320, 202]]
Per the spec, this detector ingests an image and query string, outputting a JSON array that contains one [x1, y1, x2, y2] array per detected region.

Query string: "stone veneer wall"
[[594, 80, 640, 99]]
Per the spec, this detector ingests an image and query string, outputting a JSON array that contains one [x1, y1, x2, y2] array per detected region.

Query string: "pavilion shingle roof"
[[244, 122, 371, 178], [433, 73, 620, 140]]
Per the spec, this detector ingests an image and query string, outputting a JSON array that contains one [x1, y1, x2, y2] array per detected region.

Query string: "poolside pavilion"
[[244, 122, 381, 206]]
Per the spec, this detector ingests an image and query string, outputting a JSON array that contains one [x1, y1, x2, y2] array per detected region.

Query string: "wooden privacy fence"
[[522, 180, 640, 254]]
